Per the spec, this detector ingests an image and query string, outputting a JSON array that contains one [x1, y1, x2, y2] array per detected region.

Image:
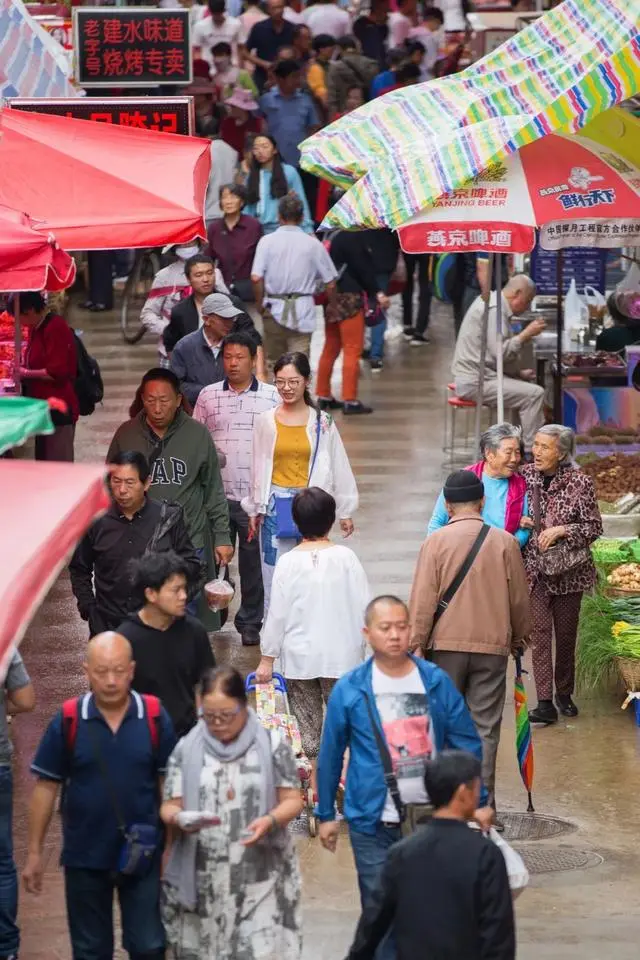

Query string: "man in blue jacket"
[[317, 595, 492, 960]]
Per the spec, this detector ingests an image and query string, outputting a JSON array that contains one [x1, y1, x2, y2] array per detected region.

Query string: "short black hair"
[[140, 367, 181, 395], [15, 291, 47, 313], [274, 58, 301, 79], [387, 47, 407, 68], [130, 550, 190, 603], [108, 450, 150, 484], [423, 751, 482, 810], [396, 62, 421, 82], [222, 330, 258, 358], [292, 487, 336, 538], [405, 38, 426, 55], [423, 5, 444, 22], [364, 595, 408, 626], [313, 33, 336, 52], [219, 182, 247, 204], [337, 35, 358, 51], [184, 253, 214, 279], [212, 40, 232, 55], [200, 665, 247, 704], [208, 0, 226, 13]]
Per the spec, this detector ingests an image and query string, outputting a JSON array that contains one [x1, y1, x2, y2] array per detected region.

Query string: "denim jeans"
[[369, 313, 387, 361], [0, 766, 18, 958], [349, 823, 402, 960], [64, 864, 165, 959]]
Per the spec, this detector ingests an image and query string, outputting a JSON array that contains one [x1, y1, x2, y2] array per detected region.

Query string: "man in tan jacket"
[[409, 470, 531, 811]]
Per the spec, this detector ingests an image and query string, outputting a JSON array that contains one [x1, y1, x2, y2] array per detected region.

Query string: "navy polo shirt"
[[31, 691, 176, 870]]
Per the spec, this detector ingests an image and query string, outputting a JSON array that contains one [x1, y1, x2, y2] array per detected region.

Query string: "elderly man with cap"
[[170, 292, 264, 404], [409, 470, 531, 814]]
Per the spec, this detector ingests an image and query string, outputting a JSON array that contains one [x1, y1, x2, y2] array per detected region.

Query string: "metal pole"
[[13, 294, 21, 397], [555, 249, 564, 422], [495, 254, 504, 422], [474, 253, 494, 455]]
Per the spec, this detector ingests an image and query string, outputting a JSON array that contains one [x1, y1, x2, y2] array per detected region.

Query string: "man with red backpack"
[[23, 633, 175, 960]]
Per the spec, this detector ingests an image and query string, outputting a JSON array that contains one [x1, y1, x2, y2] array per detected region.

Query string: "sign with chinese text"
[[530, 243, 608, 296], [540, 219, 640, 251], [73, 7, 191, 87], [8, 98, 195, 136]]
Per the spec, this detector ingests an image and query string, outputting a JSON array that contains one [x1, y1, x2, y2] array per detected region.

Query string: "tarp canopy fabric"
[[0, 397, 54, 456], [0, 205, 76, 291]]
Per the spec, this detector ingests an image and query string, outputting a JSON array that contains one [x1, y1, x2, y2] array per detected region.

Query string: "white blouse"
[[261, 544, 371, 680], [241, 407, 359, 520]]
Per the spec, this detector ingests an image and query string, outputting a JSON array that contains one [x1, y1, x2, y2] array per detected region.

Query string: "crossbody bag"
[[274, 412, 322, 540]]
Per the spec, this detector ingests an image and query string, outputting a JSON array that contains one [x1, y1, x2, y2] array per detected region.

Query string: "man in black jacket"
[[69, 450, 201, 635], [346, 750, 516, 960]]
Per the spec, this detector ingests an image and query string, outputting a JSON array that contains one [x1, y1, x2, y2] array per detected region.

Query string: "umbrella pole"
[[474, 254, 494, 455], [527, 791, 535, 813], [495, 255, 504, 422], [13, 294, 21, 397], [555, 249, 564, 422]]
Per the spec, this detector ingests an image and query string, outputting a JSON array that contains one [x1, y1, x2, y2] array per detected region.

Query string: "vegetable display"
[[579, 454, 640, 502], [607, 563, 640, 591]]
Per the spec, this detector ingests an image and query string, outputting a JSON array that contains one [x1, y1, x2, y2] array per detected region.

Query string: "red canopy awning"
[[0, 108, 211, 250], [0, 461, 110, 671], [0, 204, 76, 291]]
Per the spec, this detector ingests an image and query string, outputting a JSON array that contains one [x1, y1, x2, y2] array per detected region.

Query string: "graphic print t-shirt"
[[372, 664, 434, 823]]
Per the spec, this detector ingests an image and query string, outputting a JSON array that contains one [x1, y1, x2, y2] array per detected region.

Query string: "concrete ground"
[[11, 297, 640, 959]]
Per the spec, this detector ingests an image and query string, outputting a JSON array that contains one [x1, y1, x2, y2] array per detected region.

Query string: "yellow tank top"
[[272, 420, 311, 488]]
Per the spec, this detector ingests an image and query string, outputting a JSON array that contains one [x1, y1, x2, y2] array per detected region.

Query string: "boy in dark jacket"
[[346, 750, 516, 960]]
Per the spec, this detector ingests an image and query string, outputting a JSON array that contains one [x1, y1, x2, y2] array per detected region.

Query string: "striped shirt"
[[193, 377, 279, 502]]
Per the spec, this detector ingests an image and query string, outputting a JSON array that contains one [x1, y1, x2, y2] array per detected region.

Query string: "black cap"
[[443, 470, 484, 504]]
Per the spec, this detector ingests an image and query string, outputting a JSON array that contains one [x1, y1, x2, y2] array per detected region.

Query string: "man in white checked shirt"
[[193, 330, 278, 645]]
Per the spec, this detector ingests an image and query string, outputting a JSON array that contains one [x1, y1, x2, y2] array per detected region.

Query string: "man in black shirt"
[[69, 451, 201, 635], [118, 551, 215, 738], [245, 0, 296, 92], [353, 0, 390, 71]]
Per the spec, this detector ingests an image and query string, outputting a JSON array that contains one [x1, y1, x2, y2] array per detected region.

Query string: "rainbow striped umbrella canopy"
[[514, 656, 535, 813], [300, 0, 640, 230]]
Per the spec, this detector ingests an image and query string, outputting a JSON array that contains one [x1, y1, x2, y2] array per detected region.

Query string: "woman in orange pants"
[[316, 230, 390, 416]]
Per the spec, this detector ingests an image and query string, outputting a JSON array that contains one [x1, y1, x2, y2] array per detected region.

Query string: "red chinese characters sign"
[[7, 99, 194, 137], [73, 8, 192, 87]]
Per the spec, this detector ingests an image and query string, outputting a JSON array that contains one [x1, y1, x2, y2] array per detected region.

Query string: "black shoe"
[[240, 628, 261, 646], [361, 347, 371, 360], [79, 299, 95, 310], [555, 694, 579, 717], [529, 700, 558, 725], [369, 359, 383, 372], [493, 817, 505, 833], [343, 401, 373, 415], [317, 397, 344, 411], [89, 303, 110, 312], [410, 332, 430, 346], [402, 325, 414, 340]]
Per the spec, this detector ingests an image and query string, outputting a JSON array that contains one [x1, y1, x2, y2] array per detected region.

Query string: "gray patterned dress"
[[162, 730, 303, 960]]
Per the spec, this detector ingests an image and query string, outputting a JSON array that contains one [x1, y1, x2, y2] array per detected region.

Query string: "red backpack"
[[62, 693, 162, 753]]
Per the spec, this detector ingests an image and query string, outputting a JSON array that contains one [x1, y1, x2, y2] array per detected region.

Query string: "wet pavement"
[[12, 298, 640, 958]]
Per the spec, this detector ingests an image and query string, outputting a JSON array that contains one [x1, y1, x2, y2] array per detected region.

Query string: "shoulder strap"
[[430, 523, 491, 634], [532, 486, 542, 533], [307, 411, 322, 485], [363, 692, 405, 823], [146, 501, 181, 554], [62, 697, 80, 753], [142, 694, 161, 752]]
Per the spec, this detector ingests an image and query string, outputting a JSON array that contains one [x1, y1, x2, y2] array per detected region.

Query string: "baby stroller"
[[245, 672, 317, 836]]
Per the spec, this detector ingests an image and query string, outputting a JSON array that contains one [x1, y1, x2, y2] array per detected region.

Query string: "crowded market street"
[[11, 299, 640, 960]]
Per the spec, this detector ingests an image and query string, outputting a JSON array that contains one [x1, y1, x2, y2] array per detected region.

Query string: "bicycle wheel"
[[120, 249, 160, 344]]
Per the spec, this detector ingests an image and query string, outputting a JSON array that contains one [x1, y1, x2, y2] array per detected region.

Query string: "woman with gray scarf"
[[160, 666, 304, 960]]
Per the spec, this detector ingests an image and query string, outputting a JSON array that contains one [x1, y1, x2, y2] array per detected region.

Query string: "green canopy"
[[0, 396, 54, 456]]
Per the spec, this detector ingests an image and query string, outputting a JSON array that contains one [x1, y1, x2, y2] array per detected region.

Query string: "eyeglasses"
[[275, 378, 302, 389], [202, 705, 243, 724]]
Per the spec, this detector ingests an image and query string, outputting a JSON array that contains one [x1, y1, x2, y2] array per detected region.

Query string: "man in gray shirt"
[[0, 650, 35, 960]]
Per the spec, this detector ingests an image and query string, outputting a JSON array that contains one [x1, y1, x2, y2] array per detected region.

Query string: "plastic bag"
[[204, 575, 234, 612], [616, 260, 640, 296], [489, 827, 529, 900], [583, 285, 606, 308], [564, 277, 588, 350]]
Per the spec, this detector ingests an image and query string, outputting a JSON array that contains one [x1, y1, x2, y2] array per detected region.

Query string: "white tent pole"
[[495, 255, 504, 422], [473, 253, 494, 455]]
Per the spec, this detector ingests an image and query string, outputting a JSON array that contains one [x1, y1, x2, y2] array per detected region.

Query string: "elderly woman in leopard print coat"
[[521, 424, 602, 727]]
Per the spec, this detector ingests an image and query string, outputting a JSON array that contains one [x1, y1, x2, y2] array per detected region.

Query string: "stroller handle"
[[245, 671, 287, 694]]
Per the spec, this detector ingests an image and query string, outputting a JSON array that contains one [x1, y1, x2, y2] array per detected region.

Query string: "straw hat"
[[225, 87, 259, 112]]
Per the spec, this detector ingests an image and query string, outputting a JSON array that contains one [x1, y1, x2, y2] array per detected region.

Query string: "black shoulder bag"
[[425, 522, 491, 649]]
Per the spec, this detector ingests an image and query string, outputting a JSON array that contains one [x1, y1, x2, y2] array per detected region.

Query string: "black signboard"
[[73, 7, 192, 88], [530, 242, 608, 296], [8, 98, 195, 136]]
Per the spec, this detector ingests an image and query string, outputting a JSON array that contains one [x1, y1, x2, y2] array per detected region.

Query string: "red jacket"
[[25, 312, 79, 423]]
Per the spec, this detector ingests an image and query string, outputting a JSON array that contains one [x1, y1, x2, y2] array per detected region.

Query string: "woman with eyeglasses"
[[161, 666, 304, 960], [242, 351, 358, 610]]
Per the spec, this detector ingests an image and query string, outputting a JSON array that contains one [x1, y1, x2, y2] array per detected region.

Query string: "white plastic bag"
[[489, 827, 529, 900], [583, 285, 606, 308], [564, 277, 588, 350], [615, 260, 640, 296]]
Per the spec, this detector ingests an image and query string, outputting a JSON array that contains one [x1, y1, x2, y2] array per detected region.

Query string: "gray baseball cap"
[[201, 293, 244, 319]]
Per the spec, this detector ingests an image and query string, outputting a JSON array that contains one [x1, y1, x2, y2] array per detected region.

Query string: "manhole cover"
[[500, 812, 576, 842], [514, 845, 603, 875]]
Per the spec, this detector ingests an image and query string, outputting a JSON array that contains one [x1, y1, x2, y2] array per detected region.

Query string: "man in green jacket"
[[107, 368, 233, 623]]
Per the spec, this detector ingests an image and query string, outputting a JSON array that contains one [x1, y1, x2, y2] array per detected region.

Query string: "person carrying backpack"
[[23, 633, 176, 960]]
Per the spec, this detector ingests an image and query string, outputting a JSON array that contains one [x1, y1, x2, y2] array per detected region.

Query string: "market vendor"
[[596, 291, 640, 353], [428, 422, 531, 547], [15, 291, 78, 462], [452, 274, 546, 454]]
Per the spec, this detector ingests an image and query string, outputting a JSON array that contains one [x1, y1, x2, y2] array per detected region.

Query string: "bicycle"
[[120, 248, 162, 344]]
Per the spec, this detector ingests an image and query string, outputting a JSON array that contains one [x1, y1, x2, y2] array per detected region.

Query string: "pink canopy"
[[0, 204, 76, 292], [0, 460, 109, 672]]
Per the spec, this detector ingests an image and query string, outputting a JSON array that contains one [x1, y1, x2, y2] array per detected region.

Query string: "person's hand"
[[538, 525, 566, 552], [474, 806, 495, 834], [519, 369, 535, 381], [255, 658, 273, 684], [521, 318, 546, 341], [215, 544, 234, 567], [519, 516, 534, 530], [241, 815, 274, 846], [511, 637, 528, 657], [247, 515, 264, 543], [319, 820, 339, 852], [340, 518, 354, 538], [23, 852, 44, 894], [376, 292, 391, 311]]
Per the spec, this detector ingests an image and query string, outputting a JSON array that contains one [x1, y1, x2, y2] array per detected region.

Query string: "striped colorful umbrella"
[[514, 656, 535, 813], [300, 0, 640, 230]]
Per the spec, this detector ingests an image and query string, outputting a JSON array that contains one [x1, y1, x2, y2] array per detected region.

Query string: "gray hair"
[[481, 422, 522, 458], [278, 193, 304, 224], [536, 423, 576, 462], [504, 273, 536, 296]]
